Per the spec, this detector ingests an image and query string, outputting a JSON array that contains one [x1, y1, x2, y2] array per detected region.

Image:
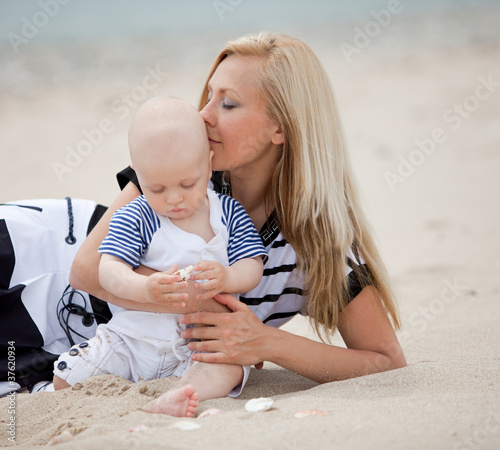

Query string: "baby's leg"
[[143, 363, 243, 417], [181, 362, 243, 402]]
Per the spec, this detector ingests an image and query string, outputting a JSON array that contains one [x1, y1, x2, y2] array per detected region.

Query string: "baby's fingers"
[[162, 292, 189, 303], [164, 264, 179, 275], [194, 279, 220, 291], [190, 270, 215, 282], [155, 274, 186, 288]]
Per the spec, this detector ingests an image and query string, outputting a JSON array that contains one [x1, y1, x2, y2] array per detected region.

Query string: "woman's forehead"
[[209, 55, 260, 92]]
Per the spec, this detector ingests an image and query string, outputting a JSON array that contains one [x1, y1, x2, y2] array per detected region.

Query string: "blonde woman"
[[70, 32, 406, 407]]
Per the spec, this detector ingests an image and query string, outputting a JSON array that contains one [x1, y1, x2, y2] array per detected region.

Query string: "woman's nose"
[[200, 101, 215, 127]]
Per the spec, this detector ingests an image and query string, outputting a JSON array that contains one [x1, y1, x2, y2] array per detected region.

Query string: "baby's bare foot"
[[143, 385, 198, 417]]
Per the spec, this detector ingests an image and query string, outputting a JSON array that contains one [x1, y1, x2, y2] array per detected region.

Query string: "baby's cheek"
[[197, 194, 210, 211]]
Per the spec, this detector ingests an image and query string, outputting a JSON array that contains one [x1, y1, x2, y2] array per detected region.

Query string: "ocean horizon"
[[1, 0, 498, 48]]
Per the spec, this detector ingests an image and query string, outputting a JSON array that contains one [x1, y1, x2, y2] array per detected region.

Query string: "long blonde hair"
[[199, 32, 401, 340]]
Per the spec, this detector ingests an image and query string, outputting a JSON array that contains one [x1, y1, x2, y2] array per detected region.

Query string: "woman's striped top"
[[117, 167, 371, 329]]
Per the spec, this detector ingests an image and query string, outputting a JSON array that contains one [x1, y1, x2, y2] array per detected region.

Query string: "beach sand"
[[1, 4, 499, 449]]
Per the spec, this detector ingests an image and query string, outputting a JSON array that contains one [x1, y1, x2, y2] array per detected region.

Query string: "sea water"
[[0, 0, 498, 47]]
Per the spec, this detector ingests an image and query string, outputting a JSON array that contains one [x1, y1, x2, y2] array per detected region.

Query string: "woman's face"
[[200, 55, 283, 173]]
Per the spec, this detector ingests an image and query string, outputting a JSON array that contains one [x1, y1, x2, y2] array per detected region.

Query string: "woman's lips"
[[208, 138, 220, 145]]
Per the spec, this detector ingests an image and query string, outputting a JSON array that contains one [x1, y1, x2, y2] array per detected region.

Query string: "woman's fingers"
[[190, 351, 228, 364], [188, 338, 221, 353], [180, 311, 223, 328], [213, 293, 249, 312], [179, 294, 269, 366]]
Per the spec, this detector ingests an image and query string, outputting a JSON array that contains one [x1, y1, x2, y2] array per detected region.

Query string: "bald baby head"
[[128, 96, 210, 172]]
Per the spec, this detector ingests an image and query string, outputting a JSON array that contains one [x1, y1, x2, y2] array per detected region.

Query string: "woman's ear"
[[271, 122, 284, 146]]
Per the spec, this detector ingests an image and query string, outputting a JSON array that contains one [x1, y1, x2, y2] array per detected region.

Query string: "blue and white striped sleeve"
[[219, 194, 268, 265], [98, 196, 160, 268]]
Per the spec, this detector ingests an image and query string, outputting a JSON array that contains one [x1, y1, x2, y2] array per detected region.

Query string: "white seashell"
[[244, 397, 275, 412], [48, 430, 74, 445], [198, 408, 223, 418], [128, 424, 150, 433], [174, 265, 194, 282], [169, 420, 201, 431], [294, 409, 327, 418]]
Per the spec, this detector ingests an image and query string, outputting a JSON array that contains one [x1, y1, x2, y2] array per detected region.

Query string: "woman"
[[70, 32, 406, 390]]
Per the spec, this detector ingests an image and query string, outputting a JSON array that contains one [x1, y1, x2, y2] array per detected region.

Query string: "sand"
[[1, 4, 499, 449]]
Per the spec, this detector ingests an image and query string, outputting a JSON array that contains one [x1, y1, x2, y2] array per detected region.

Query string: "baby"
[[53, 97, 266, 417]]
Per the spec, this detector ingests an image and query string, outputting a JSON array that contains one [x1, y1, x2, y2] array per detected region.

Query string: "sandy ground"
[[1, 5, 499, 450]]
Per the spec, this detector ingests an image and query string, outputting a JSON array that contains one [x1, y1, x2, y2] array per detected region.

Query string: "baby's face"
[[134, 135, 212, 220], [129, 97, 212, 220]]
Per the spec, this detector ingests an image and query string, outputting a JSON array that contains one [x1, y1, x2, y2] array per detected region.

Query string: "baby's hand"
[[143, 264, 189, 304], [190, 260, 227, 300]]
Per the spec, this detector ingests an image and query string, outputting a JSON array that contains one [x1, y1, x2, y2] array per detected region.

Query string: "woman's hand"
[[181, 287, 406, 383], [180, 293, 271, 367]]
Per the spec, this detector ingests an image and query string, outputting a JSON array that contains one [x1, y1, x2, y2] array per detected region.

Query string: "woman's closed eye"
[[205, 89, 237, 109], [222, 98, 238, 110]]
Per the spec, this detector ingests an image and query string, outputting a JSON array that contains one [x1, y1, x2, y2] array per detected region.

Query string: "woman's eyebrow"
[[223, 88, 240, 98], [207, 83, 240, 99]]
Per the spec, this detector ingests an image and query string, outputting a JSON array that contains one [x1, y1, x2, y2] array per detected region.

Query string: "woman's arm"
[[69, 181, 229, 313], [70, 181, 142, 303], [180, 286, 407, 383]]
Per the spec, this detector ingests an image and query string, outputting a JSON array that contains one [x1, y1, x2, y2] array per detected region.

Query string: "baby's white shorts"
[[53, 323, 192, 385], [53, 323, 250, 397]]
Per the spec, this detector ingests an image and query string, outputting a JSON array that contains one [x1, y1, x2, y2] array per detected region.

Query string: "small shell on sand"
[[198, 408, 223, 418], [174, 265, 194, 281], [244, 397, 275, 412], [294, 410, 327, 418], [169, 420, 201, 431], [129, 424, 150, 433], [48, 430, 74, 445]]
